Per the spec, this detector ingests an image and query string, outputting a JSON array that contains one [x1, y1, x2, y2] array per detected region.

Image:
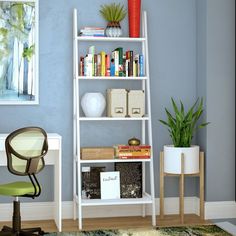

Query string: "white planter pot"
[[164, 145, 200, 174], [81, 92, 106, 117]]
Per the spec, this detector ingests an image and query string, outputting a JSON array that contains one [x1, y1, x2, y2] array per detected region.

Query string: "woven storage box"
[[115, 162, 142, 198], [81, 147, 114, 160], [107, 89, 127, 117], [127, 90, 145, 117]]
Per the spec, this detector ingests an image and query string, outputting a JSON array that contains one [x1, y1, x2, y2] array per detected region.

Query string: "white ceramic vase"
[[81, 92, 106, 117], [164, 145, 200, 174]]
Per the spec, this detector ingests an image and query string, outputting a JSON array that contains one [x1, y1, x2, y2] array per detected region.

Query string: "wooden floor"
[[0, 215, 212, 232]]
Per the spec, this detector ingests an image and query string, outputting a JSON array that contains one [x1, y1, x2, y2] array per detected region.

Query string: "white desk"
[[0, 133, 62, 232]]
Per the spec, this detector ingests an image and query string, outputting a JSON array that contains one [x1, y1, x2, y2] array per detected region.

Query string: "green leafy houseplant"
[[100, 3, 126, 25], [159, 98, 209, 147]]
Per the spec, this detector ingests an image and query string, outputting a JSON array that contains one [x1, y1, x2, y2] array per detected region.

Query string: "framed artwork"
[[0, 0, 38, 105]]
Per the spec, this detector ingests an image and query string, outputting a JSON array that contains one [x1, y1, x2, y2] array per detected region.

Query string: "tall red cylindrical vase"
[[128, 0, 141, 38]]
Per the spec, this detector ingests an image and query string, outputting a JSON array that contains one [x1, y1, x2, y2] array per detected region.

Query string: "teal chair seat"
[[0, 181, 40, 196]]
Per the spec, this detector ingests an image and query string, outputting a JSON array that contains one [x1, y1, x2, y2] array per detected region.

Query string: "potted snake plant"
[[159, 98, 209, 174]]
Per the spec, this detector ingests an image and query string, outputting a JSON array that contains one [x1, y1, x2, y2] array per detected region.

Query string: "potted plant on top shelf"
[[159, 98, 209, 174], [100, 3, 127, 37]]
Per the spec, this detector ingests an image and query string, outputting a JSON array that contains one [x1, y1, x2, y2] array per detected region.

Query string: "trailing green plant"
[[100, 3, 126, 23], [159, 98, 209, 147]]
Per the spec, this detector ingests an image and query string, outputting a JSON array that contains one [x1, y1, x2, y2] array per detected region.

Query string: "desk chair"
[[0, 127, 48, 236]]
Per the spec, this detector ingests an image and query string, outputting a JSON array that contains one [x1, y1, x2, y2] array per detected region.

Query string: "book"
[[110, 58, 115, 76], [97, 54, 101, 76], [79, 27, 105, 37], [94, 54, 97, 76], [139, 54, 144, 76], [134, 54, 140, 76], [122, 54, 126, 76], [79, 56, 84, 76], [115, 47, 123, 76], [100, 51, 106, 76], [116, 145, 151, 149], [105, 54, 110, 76], [100, 171, 120, 199], [129, 51, 133, 76], [85, 54, 93, 76], [112, 50, 119, 76]]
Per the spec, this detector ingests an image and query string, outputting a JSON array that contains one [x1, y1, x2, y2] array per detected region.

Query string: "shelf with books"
[[76, 76, 148, 80], [80, 192, 152, 206], [78, 116, 149, 121], [76, 36, 146, 42], [79, 46, 144, 77]]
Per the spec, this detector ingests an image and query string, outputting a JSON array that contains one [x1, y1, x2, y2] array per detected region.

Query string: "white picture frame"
[[0, 0, 39, 105], [100, 171, 120, 200]]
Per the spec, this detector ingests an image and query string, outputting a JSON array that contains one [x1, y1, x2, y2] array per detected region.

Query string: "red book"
[[117, 145, 151, 149], [79, 56, 84, 76], [105, 54, 110, 76], [118, 156, 150, 159]]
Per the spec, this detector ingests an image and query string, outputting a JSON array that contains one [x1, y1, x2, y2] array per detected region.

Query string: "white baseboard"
[[0, 198, 235, 221], [205, 201, 236, 219]]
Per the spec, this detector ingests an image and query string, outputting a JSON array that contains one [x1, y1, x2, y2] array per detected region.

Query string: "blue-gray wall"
[[0, 0, 234, 203], [197, 0, 235, 201]]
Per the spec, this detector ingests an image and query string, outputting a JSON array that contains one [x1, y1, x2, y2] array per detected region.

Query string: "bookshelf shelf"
[[76, 36, 146, 42], [80, 158, 151, 164], [80, 192, 152, 206], [73, 9, 156, 230], [79, 116, 149, 121], [76, 76, 148, 80]]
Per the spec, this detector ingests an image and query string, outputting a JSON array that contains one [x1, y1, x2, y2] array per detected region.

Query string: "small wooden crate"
[[128, 90, 145, 117], [107, 89, 127, 117], [81, 147, 114, 160]]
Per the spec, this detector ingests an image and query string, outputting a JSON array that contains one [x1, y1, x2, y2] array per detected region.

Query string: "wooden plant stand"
[[159, 151, 205, 223]]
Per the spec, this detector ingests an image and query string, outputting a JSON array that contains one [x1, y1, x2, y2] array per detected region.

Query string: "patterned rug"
[[48, 225, 232, 235]]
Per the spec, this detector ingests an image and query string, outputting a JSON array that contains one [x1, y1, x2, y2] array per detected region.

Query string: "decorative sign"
[[100, 171, 120, 200], [0, 0, 38, 104]]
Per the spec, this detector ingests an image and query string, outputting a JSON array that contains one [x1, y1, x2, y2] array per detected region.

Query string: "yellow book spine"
[[101, 51, 106, 76]]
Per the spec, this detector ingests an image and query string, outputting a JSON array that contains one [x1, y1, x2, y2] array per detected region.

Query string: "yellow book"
[[100, 51, 106, 76]]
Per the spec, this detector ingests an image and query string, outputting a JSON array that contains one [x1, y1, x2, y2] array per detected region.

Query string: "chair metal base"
[[0, 201, 46, 236], [0, 225, 45, 236]]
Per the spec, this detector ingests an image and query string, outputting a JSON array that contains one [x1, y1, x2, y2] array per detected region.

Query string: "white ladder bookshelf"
[[73, 8, 156, 229]]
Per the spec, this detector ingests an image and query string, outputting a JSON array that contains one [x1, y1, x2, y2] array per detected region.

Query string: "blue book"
[[139, 55, 144, 76], [110, 58, 115, 76]]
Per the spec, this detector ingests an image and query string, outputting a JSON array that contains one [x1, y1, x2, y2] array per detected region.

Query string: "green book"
[[115, 47, 124, 76]]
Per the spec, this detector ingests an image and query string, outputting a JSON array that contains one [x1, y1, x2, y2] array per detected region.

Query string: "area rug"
[[48, 225, 232, 235]]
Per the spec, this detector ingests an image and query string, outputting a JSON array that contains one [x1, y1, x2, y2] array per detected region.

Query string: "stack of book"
[[114, 145, 151, 159], [79, 46, 144, 77], [79, 27, 105, 37]]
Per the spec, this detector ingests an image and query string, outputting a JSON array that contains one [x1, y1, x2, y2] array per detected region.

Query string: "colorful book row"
[[79, 46, 144, 77]]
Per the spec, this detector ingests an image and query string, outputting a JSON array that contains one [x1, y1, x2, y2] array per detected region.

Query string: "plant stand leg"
[[179, 153, 184, 223], [200, 152, 205, 220], [160, 151, 164, 219]]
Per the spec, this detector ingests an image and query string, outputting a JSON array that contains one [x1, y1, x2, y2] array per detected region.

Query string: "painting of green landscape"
[[0, 0, 38, 104]]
